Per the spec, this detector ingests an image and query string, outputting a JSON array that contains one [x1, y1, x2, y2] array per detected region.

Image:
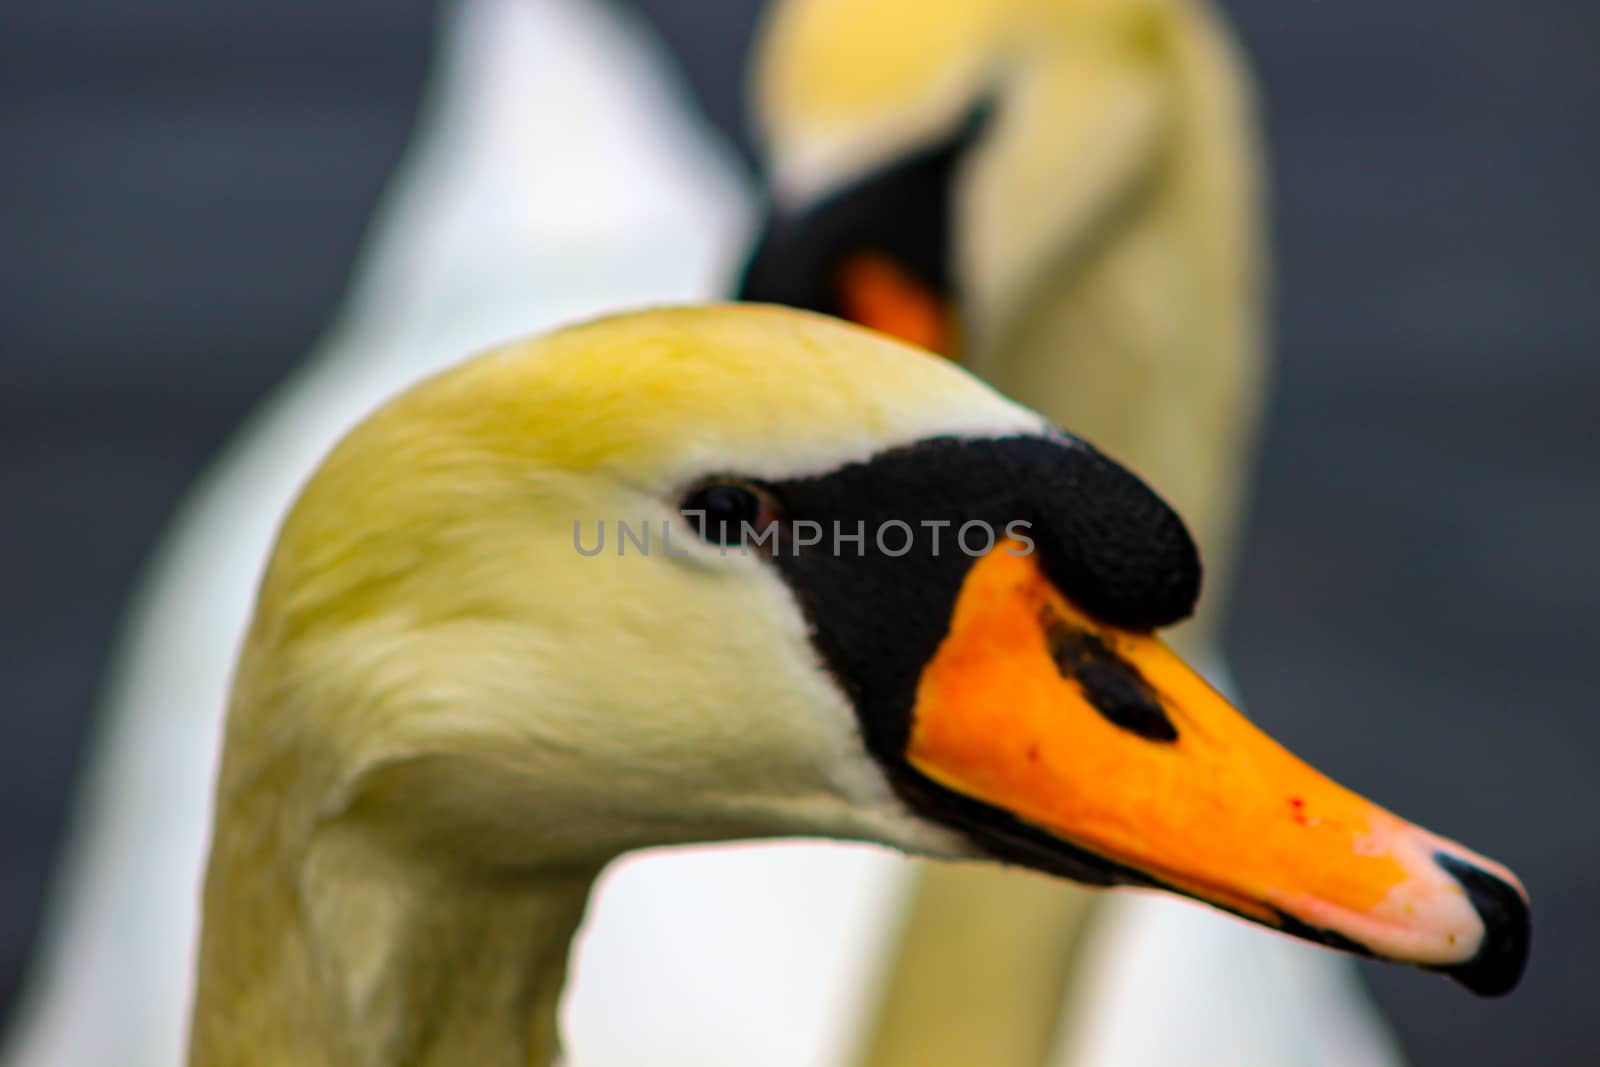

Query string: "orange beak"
[[835, 252, 959, 359], [909, 541, 1530, 995]]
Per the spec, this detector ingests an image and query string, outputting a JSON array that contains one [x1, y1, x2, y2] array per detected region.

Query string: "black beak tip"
[[1433, 851, 1531, 997]]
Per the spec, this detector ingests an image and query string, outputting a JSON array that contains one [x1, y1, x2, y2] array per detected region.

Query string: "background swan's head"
[[738, 0, 1259, 364], [225, 304, 1526, 996]]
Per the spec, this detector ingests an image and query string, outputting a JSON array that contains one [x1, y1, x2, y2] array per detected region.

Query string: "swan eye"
[[681, 482, 778, 547]]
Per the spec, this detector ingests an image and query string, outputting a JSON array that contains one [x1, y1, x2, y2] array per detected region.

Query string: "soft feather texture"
[[190, 305, 1044, 1067]]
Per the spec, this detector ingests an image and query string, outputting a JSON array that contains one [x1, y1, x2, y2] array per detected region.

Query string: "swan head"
[[228, 305, 1526, 996], [737, 0, 1257, 359]]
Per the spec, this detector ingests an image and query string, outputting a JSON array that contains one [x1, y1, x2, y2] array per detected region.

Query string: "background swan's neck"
[[190, 805, 596, 1067], [974, 1, 1265, 657]]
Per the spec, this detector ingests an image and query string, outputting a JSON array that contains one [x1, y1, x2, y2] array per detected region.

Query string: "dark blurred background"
[[1, 0, 1594, 1063]]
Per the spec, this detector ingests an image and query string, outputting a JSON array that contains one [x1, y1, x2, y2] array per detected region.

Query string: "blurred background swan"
[[1, 1, 1595, 1065]]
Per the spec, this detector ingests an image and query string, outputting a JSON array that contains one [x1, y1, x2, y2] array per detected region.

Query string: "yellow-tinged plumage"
[[757, 0, 1003, 191], [191, 306, 1037, 1067], [259, 304, 1036, 638]]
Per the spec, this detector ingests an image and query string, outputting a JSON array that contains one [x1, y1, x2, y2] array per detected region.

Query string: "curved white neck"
[[190, 809, 598, 1067]]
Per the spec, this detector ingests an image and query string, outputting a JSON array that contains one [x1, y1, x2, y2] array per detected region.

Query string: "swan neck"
[[189, 806, 597, 1067]]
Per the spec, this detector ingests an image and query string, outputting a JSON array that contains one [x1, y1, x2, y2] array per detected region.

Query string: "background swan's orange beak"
[[909, 543, 1530, 995], [834, 251, 957, 358]]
